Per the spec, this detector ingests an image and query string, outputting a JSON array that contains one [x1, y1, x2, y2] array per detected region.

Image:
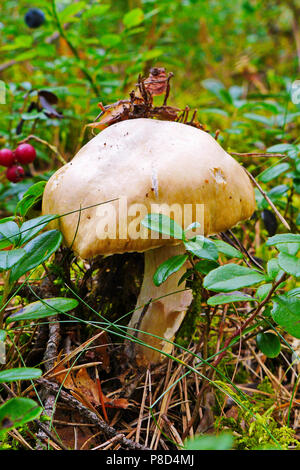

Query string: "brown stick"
[[35, 378, 150, 451], [243, 167, 291, 230], [212, 272, 287, 368]]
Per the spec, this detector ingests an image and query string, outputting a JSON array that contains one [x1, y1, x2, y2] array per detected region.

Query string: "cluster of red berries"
[[0, 144, 36, 183]]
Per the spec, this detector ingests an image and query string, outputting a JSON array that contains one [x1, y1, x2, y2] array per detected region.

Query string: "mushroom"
[[42, 118, 255, 363]]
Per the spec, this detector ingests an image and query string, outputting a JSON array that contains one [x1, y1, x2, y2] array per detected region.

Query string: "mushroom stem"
[[127, 244, 193, 364]]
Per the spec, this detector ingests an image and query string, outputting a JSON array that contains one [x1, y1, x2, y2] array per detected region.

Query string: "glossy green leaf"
[[207, 291, 255, 306], [266, 234, 300, 246], [184, 236, 218, 261], [10, 230, 62, 284], [276, 242, 300, 255], [6, 297, 78, 323], [0, 367, 42, 383], [256, 283, 272, 300], [271, 295, 300, 338], [287, 287, 300, 298], [256, 332, 281, 358], [0, 221, 20, 249], [278, 252, 300, 277], [267, 144, 298, 159], [0, 249, 26, 271], [15, 181, 46, 217], [267, 258, 282, 280], [213, 239, 243, 259], [203, 264, 265, 292], [258, 163, 290, 183], [153, 254, 188, 286], [0, 398, 42, 436], [19, 215, 57, 245], [194, 259, 219, 275], [142, 213, 184, 240]]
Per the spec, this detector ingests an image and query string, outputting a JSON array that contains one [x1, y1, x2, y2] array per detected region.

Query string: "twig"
[[51, 0, 99, 96], [243, 167, 291, 230], [231, 152, 286, 158], [212, 272, 288, 368], [36, 311, 61, 449], [35, 378, 150, 450], [17, 134, 67, 165]]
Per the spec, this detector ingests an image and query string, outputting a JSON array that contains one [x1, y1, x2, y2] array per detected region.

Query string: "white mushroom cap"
[[42, 118, 256, 364], [42, 118, 255, 258]]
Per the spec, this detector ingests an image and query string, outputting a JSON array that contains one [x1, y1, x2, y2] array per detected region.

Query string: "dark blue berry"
[[24, 8, 45, 29]]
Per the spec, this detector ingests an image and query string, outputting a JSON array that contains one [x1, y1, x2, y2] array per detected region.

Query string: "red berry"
[[15, 143, 36, 164], [6, 165, 25, 183], [0, 148, 15, 167]]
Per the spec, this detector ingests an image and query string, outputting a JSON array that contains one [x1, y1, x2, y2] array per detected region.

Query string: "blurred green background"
[[1, 0, 300, 216]]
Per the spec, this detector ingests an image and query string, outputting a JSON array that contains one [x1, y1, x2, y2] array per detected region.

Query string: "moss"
[[215, 378, 300, 450]]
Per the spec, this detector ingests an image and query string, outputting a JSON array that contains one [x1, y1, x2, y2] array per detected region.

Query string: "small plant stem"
[[231, 152, 286, 158], [17, 134, 67, 165], [243, 167, 291, 230], [212, 272, 288, 368], [0, 271, 11, 329], [51, 0, 99, 97]]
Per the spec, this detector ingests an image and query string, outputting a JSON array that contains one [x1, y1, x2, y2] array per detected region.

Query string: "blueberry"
[[24, 8, 45, 28]]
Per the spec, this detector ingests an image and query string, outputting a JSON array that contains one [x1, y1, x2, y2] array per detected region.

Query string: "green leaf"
[[271, 295, 300, 338], [0, 398, 42, 436], [267, 144, 298, 159], [184, 433, 234, 450], [99, 34, 122, 48], [0, 249, 26, 271], [14, 50, 37, 62], [0, 367, 42, 383], [267, 258, 282, 280], [267, 184, 288, 200], [153, 254, 188, 287], [256, 332, 281, 358], [123, 8, 144, 28], [266, 234, 300, 246], [15, 181, 46, 217], [207, 291, 255, 306], [10, 230, 62, 284], [256, 283, 272, 300], [287, 287, 300, 298], [19, 215, 57, 245], [82, 4, 110, 19], [258, 163, 290, 183], [194, 259, 219, 275], [203, 264, 265, 292], [0, 221, 20, 249], [243, 113, 273, 126], [184, 236, 218, 261], [58, 2, 86, 24], [213, 239, 243, 259], [7, 298, 78, 323], [278, 252, 300, 277], [276, 242, 300, 255], [141, 213, 184, 240]]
